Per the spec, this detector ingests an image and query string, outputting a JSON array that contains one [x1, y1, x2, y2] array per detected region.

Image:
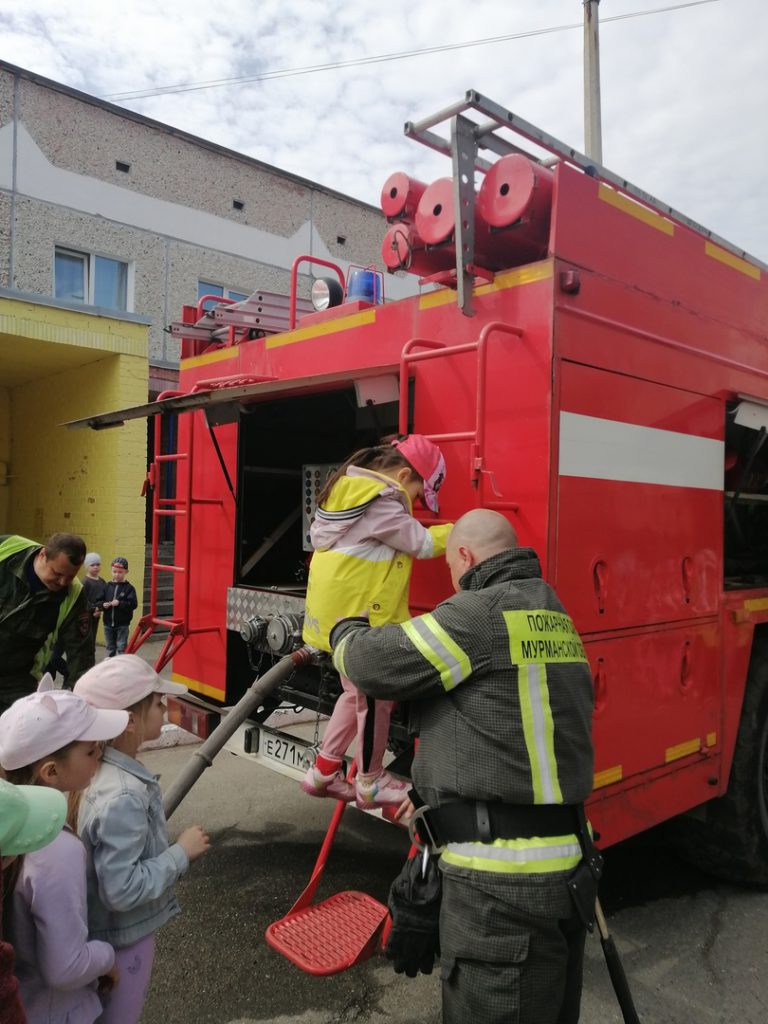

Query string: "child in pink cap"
[[302, 433, 451, 809]]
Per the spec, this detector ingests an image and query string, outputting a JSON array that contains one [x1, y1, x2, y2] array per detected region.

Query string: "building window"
[[54, 248, 130, 311], [115, 160, 131, 173], [197, 280, 248, 311], [55, 249, 86, 302]]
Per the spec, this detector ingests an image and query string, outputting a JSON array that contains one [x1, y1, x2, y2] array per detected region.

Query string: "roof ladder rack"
[[403, 90, 767, 316]]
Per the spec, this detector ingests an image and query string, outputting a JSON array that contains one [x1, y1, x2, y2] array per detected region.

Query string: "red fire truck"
[[76, 91, 768, 882]]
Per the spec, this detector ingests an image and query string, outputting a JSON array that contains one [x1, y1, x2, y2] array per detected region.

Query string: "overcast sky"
[[2, 0, 767, 261]]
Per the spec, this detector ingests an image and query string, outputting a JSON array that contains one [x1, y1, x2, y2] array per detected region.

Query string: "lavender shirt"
[[10, 828, 114, 1024]]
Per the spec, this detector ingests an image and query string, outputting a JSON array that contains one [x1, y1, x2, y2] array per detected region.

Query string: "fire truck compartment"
[[235, 384, 400, 590], [724, 398, 768, 588], [222, 381, 413, 764]]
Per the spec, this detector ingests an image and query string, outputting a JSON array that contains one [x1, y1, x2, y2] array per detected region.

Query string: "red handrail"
[[288, 256, 345, 329], [196, 294, 236, 319], [398, 322, 523, 509]]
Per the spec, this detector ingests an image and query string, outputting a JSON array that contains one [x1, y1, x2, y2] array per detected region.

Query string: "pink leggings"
[[320, 674, 394, 776], [98, 933, 155, 1024]]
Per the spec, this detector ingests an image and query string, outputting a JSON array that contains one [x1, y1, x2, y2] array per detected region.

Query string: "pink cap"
[[74, 654, 187, 711], [393, 434, 446, 513], [0, 690, 129, 771]]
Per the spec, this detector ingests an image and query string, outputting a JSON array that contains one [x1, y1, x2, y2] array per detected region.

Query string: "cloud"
[[1, 0, 766, 259]]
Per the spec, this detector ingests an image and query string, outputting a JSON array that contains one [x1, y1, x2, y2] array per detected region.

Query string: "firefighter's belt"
[[412, 800, 579, 849]]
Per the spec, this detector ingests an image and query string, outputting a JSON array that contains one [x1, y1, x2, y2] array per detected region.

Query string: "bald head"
[[446, 510, 518, 590], [449, 509, 518, 560]]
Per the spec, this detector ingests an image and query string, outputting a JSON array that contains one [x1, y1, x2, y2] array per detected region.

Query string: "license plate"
[[260, 732, 310, 771]]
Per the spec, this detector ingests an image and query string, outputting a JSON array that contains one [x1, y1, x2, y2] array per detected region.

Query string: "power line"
[[105, 0, 720, 102]]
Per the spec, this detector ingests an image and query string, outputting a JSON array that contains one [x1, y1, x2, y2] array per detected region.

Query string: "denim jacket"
[[78, 747, 189, 948]]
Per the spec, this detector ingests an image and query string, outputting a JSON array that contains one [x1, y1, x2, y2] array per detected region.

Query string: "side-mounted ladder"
[[127, 390, 223, 671]]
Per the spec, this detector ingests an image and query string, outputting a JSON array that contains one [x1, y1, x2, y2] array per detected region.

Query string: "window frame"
[[53, 246, 134, 313], [197, 280, 249, 311]]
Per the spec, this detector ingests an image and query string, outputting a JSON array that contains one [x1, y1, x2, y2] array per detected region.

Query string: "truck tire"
[[671, 636, 768, 884]]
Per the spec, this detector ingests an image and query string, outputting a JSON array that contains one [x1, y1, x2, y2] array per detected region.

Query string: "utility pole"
[[583, 0, 603, 163]]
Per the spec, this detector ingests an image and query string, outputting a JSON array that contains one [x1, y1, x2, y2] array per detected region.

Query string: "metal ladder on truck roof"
[[170, 291, 314, 359], [404, 90, 767, 317]]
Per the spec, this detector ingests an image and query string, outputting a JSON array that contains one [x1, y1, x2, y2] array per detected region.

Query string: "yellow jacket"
[[302, 467, 452, 652]]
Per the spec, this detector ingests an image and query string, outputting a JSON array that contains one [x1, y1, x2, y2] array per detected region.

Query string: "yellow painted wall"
[[0, 297, 147, 361], [9, 353, 148, 626], [0, 297, 150, 643], [0, 388, 9, 530]]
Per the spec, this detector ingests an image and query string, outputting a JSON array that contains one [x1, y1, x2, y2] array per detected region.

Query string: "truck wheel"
[[671, 636, 768, 884]]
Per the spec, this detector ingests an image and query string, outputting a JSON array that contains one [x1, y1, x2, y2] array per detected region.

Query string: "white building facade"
[[0, 61, 406, 394]]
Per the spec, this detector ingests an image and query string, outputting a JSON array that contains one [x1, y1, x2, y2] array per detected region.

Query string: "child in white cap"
[[74, 655, 210, 1024], [0, 681, 129, 1023]]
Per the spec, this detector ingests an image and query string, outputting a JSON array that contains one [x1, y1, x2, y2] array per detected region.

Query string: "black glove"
[[385, 852, 442, 978]]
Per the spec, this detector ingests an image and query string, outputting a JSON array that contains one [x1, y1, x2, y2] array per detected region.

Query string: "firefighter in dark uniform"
[[0, 533, 94, 710], [330, 509, 595, 1024]]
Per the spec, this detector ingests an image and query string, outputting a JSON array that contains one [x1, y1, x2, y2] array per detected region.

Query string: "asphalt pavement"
[[139, 742, 768, 1024]]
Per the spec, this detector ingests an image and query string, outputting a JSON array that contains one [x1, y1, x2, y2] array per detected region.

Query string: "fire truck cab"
[[74, 92, 768, 882]]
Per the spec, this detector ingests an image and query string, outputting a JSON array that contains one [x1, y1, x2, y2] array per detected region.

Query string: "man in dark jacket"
[[331, 509, 596, 1024], [0, 533, 93, 710]]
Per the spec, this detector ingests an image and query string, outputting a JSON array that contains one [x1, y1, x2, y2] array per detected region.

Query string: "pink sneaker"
[[356, 770, 409, 810], [300, 764, 355, 802]]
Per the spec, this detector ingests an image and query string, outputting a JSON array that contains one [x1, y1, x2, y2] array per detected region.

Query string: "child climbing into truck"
[[301, 433, 452, 809]]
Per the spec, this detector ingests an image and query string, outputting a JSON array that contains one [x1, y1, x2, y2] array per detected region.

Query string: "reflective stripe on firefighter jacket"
[[0, 535, 89, 685], [331, 546, 595, 875], [302, 466, 452, 652]]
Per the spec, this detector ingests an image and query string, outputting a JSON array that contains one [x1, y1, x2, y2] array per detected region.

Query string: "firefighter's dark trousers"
[[439, 868, 587, 1024]]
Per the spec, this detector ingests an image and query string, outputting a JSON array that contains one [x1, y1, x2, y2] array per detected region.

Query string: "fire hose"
[[163, 647, 312, 819]]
